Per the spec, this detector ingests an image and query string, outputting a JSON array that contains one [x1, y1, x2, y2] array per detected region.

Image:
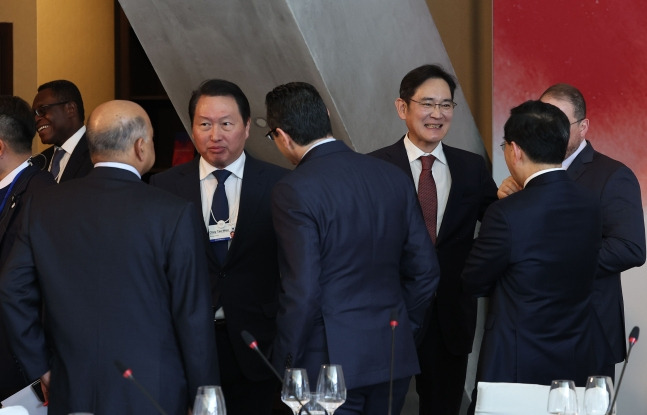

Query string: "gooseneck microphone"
[[607, 326, 639, 415], [114, 360, 169, 415], [240, 330, 311, 415], [388, 308, 398, 415]]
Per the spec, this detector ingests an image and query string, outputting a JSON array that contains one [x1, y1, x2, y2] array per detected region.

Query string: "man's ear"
[[134, 137, 146, 161], [275, 127, 293, 149], [395, 98, 407, 121]]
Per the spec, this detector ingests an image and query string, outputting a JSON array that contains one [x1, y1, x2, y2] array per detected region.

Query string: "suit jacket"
[[150, 153, 288, 381], [271, 140, 440, 390], [462, 171, 603, 386], [0, 167, 218, 415], [370, 139, 498, 354], [40, 133, 93, 182], [567, 141, 646, 364], [0, 163, 55, 399]]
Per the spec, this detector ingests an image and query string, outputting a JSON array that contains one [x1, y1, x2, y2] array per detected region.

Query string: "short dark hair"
[[188, 79, 250, 124], [38, 80, 85, 122], [0, 95, 37, 154], [265, 82, 332, 146], [503, 100, 569, 164], [540, 83, 586, 121], [399, 64, 457, 103]]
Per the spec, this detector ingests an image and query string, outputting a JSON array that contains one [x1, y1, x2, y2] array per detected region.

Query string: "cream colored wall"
[[34, 0, 115, 152], [2, 0, 38, 103], [426, 0, 493, 160], [1, 0, 114, 153]]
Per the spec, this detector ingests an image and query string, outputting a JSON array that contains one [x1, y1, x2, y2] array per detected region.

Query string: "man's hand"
[[497, 176, 522, 199], [40, 371, 51, 404]]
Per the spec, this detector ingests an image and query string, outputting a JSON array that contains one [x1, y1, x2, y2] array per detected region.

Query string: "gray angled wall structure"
[[117, 0, 489, 169]]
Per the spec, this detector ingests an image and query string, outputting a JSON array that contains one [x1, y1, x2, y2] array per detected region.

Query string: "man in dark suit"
[[265, 82, 439, 415], [463, 100, 602, 387], [32, 80, 93, 182], [370, 64, 498, 415], [498, 84, 646, 380], [0, 100, 218, 414], [150, 79, 287, 415], [0, 96, 56, 401]]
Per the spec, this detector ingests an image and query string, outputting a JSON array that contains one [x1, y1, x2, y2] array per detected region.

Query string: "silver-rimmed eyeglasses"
[[34, 101, 69, 117], [410, 99, 457, 113]]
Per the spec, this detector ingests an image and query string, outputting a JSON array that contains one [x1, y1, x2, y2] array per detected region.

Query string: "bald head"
[[87, 100, 155, 174]]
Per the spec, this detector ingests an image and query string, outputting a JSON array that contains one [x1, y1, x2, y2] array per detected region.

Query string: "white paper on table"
[[1, 384, 47, 414]]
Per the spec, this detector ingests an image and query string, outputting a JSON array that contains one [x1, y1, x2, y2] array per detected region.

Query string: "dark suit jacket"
[[0, 163, 55, 400], [0, 167, 218, 415], [462, 171, 603, 386], [567, 141, 646, 365], [150, 153, 288, 381], [271, 140, 440, 390], [370, 139, 498, 354], [40, 133, 93, 182]]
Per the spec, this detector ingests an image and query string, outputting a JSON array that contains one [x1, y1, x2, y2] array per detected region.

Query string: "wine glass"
[[547, 380, 578, 415], [316, 364, 346, 415], [584, 376, 615, 415], [193, 385, 226, 415], [281, 368, 310, 415], [299, 392, 327, 415]]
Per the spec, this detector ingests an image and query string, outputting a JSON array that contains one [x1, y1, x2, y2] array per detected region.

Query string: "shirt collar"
[[561, 139, 587, 169], [0, 159, 30, 188], [60, 125, 86, 154], [199, 151, 246, 181], [403, 134, 447, 165], [94, 162, 141, 178]]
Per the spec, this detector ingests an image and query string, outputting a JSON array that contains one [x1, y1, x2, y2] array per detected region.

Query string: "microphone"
[[240, 330, 311, 415], [388, 308, 398, 415], [607, 326, 639, 415], [114, 360, 169, 415]]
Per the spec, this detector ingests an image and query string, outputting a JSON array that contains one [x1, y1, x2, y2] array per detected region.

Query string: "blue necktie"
[[50, 147, 66, 181], [210, 169, 232, 264]]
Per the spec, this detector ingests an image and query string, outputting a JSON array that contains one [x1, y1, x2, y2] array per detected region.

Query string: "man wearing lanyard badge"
[[151, 79, 288, 415], [0, 96, 55, 401]]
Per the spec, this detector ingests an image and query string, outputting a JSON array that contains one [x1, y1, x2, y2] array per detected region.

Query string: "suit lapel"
[[61, 134, 89, 181], [437, 146, 465, 244], [566, 140, 594, 181], [226, 155, 266, 263]]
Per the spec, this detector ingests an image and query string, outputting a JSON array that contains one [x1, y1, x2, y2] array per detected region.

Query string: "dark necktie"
[[210, 169, 232, 264], [418, 155, 438, 244], [50, 147, 66, 181]]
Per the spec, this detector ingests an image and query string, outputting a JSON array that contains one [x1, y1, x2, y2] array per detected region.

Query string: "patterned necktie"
[[50, 147, 66, 181], [418, 155, 438, 244], [210, 169, 232, 264]]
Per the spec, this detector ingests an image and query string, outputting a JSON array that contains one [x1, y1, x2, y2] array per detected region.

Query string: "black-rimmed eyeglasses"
[[265, 128, 278, 141], [34, 101, 69, 117]]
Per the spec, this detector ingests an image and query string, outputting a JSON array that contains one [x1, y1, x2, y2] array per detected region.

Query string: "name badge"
[[209, 220, 236, 242]]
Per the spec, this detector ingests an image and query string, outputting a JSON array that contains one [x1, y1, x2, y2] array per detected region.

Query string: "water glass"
[[193, 385, 226, 415], [547, 379, 578, 415], [584, 376, 614, 415]]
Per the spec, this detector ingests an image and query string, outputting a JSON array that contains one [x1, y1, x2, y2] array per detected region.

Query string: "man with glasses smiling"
[[370, 64, 498, 415], [32, 80, 93, 182]]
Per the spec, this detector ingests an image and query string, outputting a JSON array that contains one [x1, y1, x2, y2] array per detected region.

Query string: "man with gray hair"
[[0, 100, 219, 414]]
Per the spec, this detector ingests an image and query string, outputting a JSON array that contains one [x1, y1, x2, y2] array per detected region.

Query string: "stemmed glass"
[[193, 385, 226, 415], [547, 380, 578, 415], [584, 376, 615, 415], [281, 368, 311, 415], [316, 364, 347, 415]]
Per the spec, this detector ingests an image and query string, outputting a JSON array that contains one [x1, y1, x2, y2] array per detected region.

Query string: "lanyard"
[[0, 169, 25, 212]]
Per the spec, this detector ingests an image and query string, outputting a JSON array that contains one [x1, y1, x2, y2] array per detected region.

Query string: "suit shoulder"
[[591, 150, 635, 175], [150, 159, 198, 184], [367, 140, 402, 160], [246, 155, 289, 179]]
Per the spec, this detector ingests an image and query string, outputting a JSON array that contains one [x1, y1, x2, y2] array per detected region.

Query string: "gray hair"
[[87, 115, 149, 156]]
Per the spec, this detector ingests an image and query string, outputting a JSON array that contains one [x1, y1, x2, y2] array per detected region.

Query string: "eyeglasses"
[[500, 141, 507, 151], [570, 118, 584, 125], [34, 101, 69, 117], [409, 99, 457, 113], [265, 128, 277, 141]]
